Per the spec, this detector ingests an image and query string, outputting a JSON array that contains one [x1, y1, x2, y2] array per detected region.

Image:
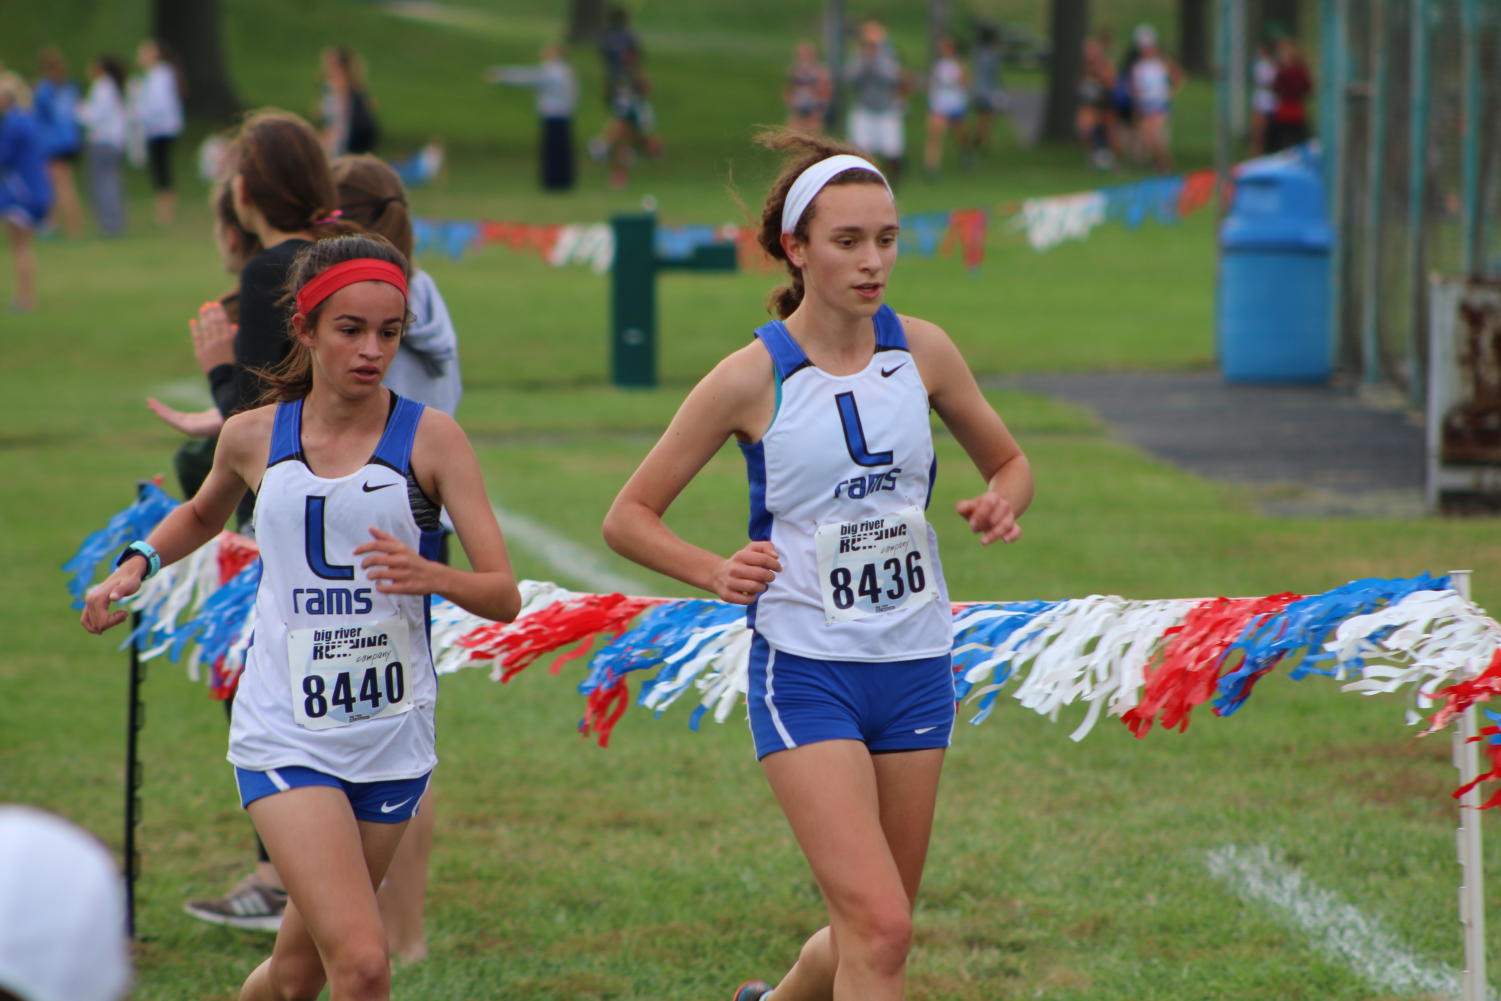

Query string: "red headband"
[[294, 259, 408, 316]]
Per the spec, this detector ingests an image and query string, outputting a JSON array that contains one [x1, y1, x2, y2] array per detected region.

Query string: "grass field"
[[5, 2, 1501, 1000]]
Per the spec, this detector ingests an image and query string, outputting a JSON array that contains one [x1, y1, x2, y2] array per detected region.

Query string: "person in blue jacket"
[[0, 72, 54, 312], [33, 47, 83, 236]]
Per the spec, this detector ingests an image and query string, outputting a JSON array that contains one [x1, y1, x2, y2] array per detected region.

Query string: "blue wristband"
[[116, 540, 161, 580]]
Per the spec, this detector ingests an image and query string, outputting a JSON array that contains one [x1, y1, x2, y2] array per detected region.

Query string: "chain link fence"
[[1321, 0, 1501, 402]]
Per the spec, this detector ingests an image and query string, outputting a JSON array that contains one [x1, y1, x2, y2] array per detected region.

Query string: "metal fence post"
[[1460, 0, 1481, 274], [1449, 569, 1488, 1001], [1323, 0, 1350, 376], [1406, 0, 1433, 407], [1361, 0, 1388, 387]]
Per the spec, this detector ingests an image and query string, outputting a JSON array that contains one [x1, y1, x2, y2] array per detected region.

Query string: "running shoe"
[[730, 981, 774, 1001], [182, 874, 287, 932]]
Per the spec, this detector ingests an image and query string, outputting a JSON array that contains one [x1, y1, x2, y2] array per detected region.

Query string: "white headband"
[[780, 154, 893, 234]]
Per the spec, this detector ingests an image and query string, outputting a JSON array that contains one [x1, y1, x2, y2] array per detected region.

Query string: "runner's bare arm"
[[906, 316, 1033, 545], [361, 411, 521, 623], [81, 408, 268, 633], [603, 345, 783, 604]]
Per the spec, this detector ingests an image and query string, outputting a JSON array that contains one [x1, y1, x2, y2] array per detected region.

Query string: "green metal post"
[[1406, 0, 1432, 406], [610, 214, 658, 388], [1461, 0, 1481, 274], [608, 215, 739, 389], [1361, 0, 1387, 387]]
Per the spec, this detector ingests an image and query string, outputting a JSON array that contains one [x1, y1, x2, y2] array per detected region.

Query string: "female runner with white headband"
[[604, 131, 1032, 1001], [82, 234, 521, 1001]]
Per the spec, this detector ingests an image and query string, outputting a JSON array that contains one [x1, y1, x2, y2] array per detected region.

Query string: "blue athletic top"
[[228, 393, 444, 782], [0, 110, 54, 221], [739, 305, 952, 661], [33, 79, 82, 157]]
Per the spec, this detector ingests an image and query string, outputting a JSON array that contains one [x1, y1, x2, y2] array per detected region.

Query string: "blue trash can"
[[1216, 162, 1334, 383]]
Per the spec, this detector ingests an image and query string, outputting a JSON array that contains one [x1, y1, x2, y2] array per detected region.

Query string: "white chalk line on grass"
[[491, 503, 649, 597], [1206, 843, 1489, 1000]]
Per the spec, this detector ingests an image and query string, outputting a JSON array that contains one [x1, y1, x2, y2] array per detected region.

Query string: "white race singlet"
[[739, 305, 952, 661], [228, 394, 443, 781]]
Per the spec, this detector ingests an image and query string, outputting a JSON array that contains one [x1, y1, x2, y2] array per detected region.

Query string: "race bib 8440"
[[287, 616, 414, 731]]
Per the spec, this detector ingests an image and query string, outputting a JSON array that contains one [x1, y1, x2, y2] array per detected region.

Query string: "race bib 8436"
[[813, 505, 937, 625]]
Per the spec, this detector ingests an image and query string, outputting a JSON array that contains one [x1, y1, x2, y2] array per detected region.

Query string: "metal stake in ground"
[[1449, 568, 1487, 1001], [122, 486, 150, 938]]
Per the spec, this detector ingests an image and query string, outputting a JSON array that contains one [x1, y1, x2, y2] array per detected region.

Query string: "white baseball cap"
[[0, 806, 132, 1001]]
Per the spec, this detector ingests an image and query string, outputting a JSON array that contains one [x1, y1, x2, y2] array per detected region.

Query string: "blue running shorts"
[[746, 632, 956, 760], [234, 765, 431, 823]]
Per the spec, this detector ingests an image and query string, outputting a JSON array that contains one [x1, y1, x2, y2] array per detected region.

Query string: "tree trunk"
[[1041, 0, 1089, 142], [1260, 0, 1300, 38], [824, 0, 847, 130], [567, 0, 607, 45], [153, 0, 239, 121], [1179, 0, 1211, 75], [928, 0, 950, 61]]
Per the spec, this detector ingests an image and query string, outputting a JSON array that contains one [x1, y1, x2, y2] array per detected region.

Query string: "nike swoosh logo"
[[881, 363, 907, 378], [362, 482, 396, 493], [379, 797, 414, 814], [913, 726, 938, 734]]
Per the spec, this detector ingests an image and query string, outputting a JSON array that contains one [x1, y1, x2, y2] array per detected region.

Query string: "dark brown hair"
[[324, 45, 367, 91], [38, 46, 67, 81], [96, 55, 127, 93], [230, 110, 357, 237], [256, 234, 409, 404], [755, 128, 887, 318], [211, 182, 261, 322], [213, 181, 262, 260], [331, 155, 413, 263]]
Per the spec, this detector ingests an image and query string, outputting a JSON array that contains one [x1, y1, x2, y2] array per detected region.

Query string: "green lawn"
[[4, 2, 1499, 1000]]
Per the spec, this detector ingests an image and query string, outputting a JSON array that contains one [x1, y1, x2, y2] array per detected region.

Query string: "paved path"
[[992, 371, 1428, 517]]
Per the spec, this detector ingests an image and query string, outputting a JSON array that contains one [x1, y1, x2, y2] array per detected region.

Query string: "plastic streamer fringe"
[[65, 491, 1501, 801]]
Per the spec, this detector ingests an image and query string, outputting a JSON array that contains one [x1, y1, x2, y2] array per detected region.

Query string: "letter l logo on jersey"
[[834, 392, 894, 467], [304, 496, 355, 580]]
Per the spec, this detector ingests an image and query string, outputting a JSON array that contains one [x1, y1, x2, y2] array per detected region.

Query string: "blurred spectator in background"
[[1077, 34, 1116, 169], [597, 5, 661, 188], [144, 181, 264, 487], [1110, 28, 1139, 163], [32, 47, 83, 236], [784, 40, 832, 134], [1128, 24, 1183, 172], [845, 20, 908, 183], [318, 46, 381, 156], [133, 38, 183, 226], [1266, 37, 1313, 153], [0, 806, 132, 1001], [488, 42, 578, 192], [1250, 38, 1277, 154], [968, 21, 1007, 155], [76, 55, 127, 237], [924, 36, 968, 176], [0, 73, 52, 312]]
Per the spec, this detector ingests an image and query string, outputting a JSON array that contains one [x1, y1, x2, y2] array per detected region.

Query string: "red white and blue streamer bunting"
[[66, 488, 1501, 801]]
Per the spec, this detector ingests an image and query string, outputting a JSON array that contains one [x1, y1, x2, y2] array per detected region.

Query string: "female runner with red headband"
[[81, 234, 521, 1001]]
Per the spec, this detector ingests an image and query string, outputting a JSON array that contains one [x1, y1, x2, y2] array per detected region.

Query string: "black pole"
[[122, 485, 150, 938], [124, 611, 144, 937]]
